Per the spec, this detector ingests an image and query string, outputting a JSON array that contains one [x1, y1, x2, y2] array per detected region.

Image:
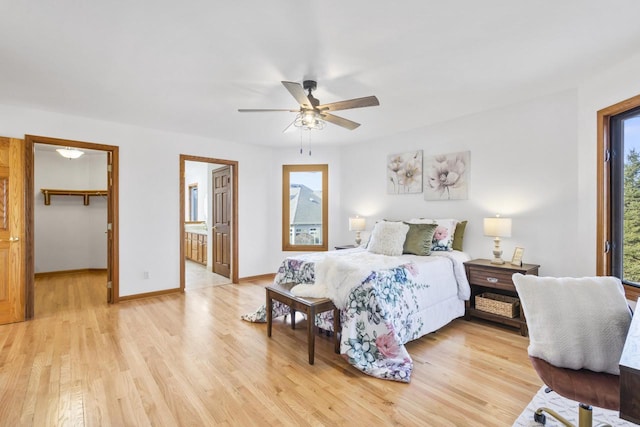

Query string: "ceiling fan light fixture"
[[56, 147, 85, 159], [238, 80, 379, 132], [294, 110, 325, 130]]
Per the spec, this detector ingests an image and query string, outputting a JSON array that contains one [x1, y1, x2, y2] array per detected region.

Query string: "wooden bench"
[[266, 282, 340, 365]]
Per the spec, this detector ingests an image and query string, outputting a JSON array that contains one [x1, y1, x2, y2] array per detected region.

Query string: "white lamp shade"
[[348, 216, 366, 231], [483, 217, 512, 238]]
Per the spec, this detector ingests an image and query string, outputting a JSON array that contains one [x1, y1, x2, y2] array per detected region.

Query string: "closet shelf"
[[41, 189, 107, 206]]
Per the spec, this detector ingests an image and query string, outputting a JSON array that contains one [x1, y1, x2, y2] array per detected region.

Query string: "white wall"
[[34, 149, 108, 272], [1, 104, 274, 296], [5, 49, 640, 294], [338, 90, 579, 276], [576, 51, 640, 275]]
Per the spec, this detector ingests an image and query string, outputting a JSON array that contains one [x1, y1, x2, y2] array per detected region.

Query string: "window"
[[597, 94, 640, 292], [282, 164, 328, 251], [611, 107, 640, 284], [189, 184, 198, 221]]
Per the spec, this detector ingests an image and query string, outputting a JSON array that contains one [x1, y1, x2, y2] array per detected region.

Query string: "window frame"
[[282, 164, 328, 252], [188, 183, 198, 221], [597, 93, 640, 301]]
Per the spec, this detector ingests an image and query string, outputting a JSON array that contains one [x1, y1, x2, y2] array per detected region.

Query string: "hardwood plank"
[[0, 272, 543, 426]]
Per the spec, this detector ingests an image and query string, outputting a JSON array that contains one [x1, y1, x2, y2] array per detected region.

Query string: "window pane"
[[282, 164, 328, 251], [289, 171, 323, 245], [189, 186, 198, 221], [623, 115, 640, 285]]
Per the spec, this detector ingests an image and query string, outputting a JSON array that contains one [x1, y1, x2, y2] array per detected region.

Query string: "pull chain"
[[299, 129, 312, 156]]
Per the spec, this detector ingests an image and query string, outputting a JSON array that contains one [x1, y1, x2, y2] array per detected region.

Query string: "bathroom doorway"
[[180, 155, 238, 289]]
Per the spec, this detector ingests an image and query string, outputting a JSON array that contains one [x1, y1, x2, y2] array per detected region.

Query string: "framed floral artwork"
[[424, 151, 470, 200], [387, 150, 423, 194]]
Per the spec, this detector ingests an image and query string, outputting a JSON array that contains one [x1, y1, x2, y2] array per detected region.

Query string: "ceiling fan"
[[238, 80, 380, 131]]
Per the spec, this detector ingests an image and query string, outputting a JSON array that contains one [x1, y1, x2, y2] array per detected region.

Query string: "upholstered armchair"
[[512, 274, 632, 427]]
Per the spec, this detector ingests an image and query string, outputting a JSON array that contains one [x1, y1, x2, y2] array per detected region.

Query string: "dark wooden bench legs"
[[266, 284, 340, 365]]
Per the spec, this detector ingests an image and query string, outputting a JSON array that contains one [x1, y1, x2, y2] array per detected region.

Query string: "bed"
[[243, 218, 471, 382]]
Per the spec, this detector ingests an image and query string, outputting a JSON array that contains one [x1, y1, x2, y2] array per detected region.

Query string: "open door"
[[179, 155, 238, 288], [212, 166, 231, 278], [106, 150, 116, 303], [0, 137, 25, 324], [25, 134, 120, 313]]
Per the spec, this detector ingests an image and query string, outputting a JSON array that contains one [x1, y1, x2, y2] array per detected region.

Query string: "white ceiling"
[[2, 1, 640, 148]]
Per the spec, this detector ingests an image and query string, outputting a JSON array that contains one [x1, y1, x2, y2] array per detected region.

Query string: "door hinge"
[[107, 281, 113, 289], [605, 149, 611, 162], [604, 241, 611, 253], [107, 164, 112, 172]]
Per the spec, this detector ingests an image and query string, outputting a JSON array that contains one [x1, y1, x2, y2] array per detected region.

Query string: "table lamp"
[[348, 216, 366, 246], [483, 216, 512, 264]]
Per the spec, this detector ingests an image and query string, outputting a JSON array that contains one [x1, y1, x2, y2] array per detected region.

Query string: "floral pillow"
[[407, 218, 458, 252], [367, 221, 410, 256]]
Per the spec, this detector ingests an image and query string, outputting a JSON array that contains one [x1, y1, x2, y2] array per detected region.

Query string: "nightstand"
[[463, 258, 540, 336], [334, 245, 356, 250]]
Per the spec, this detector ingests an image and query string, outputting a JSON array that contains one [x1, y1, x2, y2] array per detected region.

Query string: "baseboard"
[[35, 268, 107, 279], [118, 287, 183, 302], [239, 273, 275, 283], [118, 275, 270, 302]]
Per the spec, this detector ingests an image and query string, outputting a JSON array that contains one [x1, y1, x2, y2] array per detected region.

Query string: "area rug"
[[513, 386, 635, 426]]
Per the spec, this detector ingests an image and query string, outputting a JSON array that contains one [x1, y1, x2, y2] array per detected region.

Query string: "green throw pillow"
[[403, 223, 438, 255], [452, 220, 467, 251]]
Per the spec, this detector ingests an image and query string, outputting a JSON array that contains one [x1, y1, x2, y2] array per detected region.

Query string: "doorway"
[[180, 155, 238, 290], [25, 135, 119, 318]]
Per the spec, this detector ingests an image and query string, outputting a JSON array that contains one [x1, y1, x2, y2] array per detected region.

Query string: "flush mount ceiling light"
[[56, 147, 84, 159]]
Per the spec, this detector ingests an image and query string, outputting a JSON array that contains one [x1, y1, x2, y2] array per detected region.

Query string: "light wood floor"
[[0, 272, 542, 426], [185, 260, 231, 289]]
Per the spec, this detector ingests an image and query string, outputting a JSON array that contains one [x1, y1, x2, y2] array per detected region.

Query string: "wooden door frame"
[[596, 93, 640, 302], [25, 135, 120, 317], [180, 155, 238, 288]]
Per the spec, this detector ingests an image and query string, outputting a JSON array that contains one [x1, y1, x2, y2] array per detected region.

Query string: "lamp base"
[[490, 237, 505, 264], [355, 231, 362, 246]]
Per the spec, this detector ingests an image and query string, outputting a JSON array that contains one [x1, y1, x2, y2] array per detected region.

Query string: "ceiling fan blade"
[[282, 118, 297, 133], [321, 113, 360, 130], [238, 108, 299, 112], [281, 81, 312, 108], [317, 95, 380, 112]]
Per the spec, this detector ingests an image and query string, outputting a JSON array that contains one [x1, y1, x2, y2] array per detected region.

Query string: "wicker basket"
[[475, 293, 520, 318]]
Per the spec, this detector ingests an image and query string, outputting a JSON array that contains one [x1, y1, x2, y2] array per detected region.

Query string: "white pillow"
[[407, 218, 458, 252], [512, 274, 632, 375], [367, 221, 409, 256]]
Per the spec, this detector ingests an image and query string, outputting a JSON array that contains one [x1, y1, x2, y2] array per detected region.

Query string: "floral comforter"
[[242, 248, 470, 382]]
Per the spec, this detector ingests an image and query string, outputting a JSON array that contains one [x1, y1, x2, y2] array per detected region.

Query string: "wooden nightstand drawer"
[[468, 267, 515, 291]]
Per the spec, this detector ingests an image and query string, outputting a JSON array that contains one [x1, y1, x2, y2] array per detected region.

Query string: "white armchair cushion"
[[512, 274, 632, 375]]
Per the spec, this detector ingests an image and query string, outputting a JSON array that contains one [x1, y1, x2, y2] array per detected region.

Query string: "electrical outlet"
[[143, 271, 150, 279]]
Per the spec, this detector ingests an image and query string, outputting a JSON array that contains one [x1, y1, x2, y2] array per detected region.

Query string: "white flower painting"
[[424, 151, 470, 200], [387, 150, 423, 194]]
